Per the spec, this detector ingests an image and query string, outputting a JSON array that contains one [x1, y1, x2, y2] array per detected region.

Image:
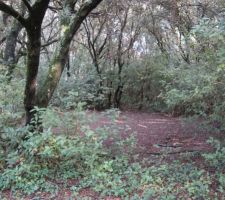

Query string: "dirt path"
[[88, 111, 213, 156]]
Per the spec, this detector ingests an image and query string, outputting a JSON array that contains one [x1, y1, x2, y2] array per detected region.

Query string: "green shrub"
[[155, 18, 225, 133], [0, 73, 24, 128], [203, 138, 225, 170], [122, 54, 168, 111], [51, 67, 107, 110], [0, 107, 138, 197], [1, 107, 224, 198]]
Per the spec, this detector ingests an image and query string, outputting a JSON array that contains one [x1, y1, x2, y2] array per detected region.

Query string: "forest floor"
[[89, 110, 215, 157], [3, 110, 224, 200], [71, 110, 222, 199]]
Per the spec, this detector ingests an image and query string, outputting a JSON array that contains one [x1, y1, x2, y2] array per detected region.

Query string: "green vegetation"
[[0, 0, 225, 199], [0, 74, 224, 198], [0, 104, 225, 198]]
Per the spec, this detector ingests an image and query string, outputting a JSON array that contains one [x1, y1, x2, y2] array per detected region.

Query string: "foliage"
[[122, 54, 168, 111], [138, 162, 212, 200], [1, 106, 224, 198], [0, 72, 24, 129], [162, 64, 219, 115], [158, 18, 225, 130], [0, 107, 138, 197], [203, 138, 225, 170], [1, 1, 225, 199], [52, 68, 107, 110]]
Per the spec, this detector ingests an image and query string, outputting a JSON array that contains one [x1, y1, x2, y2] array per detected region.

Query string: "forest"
[[0, 0, 225, 199]]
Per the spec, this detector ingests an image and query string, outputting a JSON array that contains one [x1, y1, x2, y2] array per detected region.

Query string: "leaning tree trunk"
[[36, 0, 103, 109], [113, 59, 124, 108]]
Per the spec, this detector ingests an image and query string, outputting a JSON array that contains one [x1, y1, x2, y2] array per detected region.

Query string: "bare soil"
[[88, 111, 214, 156]]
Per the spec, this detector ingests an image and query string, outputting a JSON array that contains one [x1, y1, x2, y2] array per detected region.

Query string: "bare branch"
[[0, 2, 27, 27], [41, 39, 59, 48], [0, 36, 6, 45], [22, 0, 32, 13]]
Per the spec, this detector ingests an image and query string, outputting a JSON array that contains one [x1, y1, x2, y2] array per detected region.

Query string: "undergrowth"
[[0, 107, 224, 199]]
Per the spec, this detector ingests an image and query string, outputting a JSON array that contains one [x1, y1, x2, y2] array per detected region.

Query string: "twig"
[[142, 149, 204, 156]]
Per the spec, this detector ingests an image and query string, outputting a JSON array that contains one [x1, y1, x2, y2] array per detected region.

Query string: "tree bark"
[[24, 29, 42, 125], [36, 0, 103, 108], [113, 84, 123, 108], [23, 0, 51, 125], [4, 20, 23, 77], [3, 2, 25, 77]]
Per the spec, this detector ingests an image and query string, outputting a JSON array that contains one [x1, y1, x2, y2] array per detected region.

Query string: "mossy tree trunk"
[[4, 20, 23, 76], [36, 0, 103, 109], [0, 0, 51, 125], [23, 1, 51, 125], [24, 28, 42, 125]]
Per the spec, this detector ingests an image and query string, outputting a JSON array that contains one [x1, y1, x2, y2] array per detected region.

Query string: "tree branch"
[[22, 0, 32, 13], [69, 0, 103, 37], [0, 2, 27, 27], [41, 39, 59, 48]]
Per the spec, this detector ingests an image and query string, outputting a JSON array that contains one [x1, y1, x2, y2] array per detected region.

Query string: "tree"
[[3, 3, 25, 77], [107, 1, 141, 108], [83, 12, 108, 97], [77, 0, 142, 108], [0, 0, 103, 125]]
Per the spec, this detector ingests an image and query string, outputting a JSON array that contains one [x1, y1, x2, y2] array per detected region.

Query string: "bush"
[[0, 73, 24, 128], [1, 106, 224, 198], [0, 107, 139, 197], [159, 18, 225, 130], [122, 54, 168, 111], [203, 138, 225, 170]]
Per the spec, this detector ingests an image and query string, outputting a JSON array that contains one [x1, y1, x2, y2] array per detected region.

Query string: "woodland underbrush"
[[0, 101, 224, 199]]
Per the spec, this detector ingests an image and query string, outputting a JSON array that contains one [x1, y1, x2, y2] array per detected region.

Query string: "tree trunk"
[[36, 53, 69, 108], [4, 20, 23, 77], [113, 61, 124, 108], [36, 0, 103, 109], [2, 2, 25, 78], [24, 28, 42, 125], [107, 80, 112, 108], [113, 85, 123, 108]]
